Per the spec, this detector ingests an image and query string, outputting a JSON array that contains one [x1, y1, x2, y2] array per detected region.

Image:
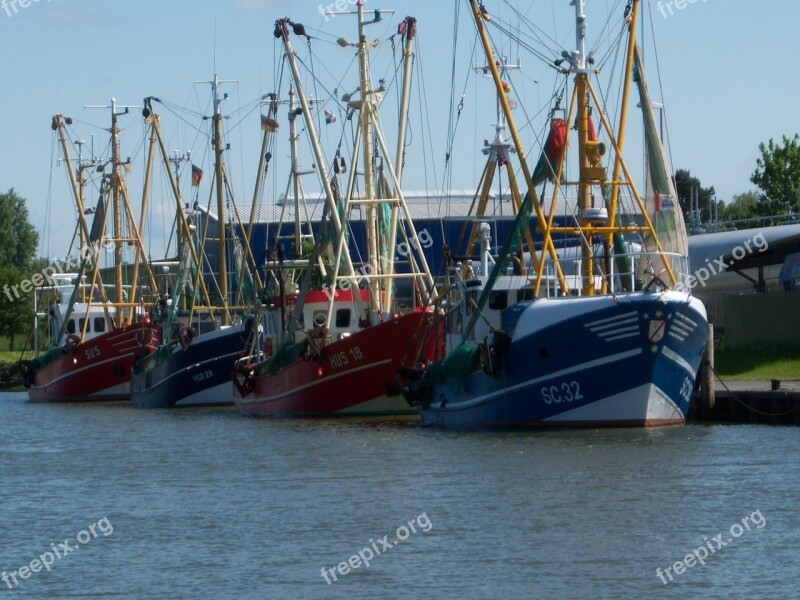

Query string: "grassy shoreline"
[[713, 344, 800, 381]]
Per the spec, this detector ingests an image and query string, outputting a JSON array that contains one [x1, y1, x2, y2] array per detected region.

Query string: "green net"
[[255, 338, 308, 376], [425, 342, 482, 393], [31, 347, 65, 371]]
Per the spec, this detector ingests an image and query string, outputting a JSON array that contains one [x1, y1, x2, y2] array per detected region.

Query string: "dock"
[[690, 379, 800, 425]]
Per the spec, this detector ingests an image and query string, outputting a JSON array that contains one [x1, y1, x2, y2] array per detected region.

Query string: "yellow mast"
[[607, 0, 640, 247], [469, 0, 568, 293], [210, 74, 231, 324]]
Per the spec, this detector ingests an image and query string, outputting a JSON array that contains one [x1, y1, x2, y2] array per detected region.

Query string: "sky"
[[2, 0, 799, 260]]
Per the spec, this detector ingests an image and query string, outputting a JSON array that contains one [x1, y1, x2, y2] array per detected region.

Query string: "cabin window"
[[489, 291, 508, 310], [79, 318, 86, 333], [94, 317, 106, 333], [517, 288, 535, 302], [335, 309, 351, 328], [67, 319, 76, 334]]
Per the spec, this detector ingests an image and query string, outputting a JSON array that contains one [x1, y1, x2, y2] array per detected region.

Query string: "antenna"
[[169, 149, 192, 185]]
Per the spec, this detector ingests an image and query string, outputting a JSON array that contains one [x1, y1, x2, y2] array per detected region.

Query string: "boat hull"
[[131, 320, 252, 408], [26, 322, 159, 403], [233, 310, 439, 417], [411, 292, 709, 429]]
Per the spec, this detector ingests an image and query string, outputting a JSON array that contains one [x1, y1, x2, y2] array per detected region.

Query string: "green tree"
[[718, 191, 761, 222], [0, 188, 39, 270], [751, 134, 800, 215], [0, 266, 33, 351], [674, 169, 716, 222]]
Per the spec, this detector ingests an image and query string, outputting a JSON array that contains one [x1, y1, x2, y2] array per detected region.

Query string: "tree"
[[718, 191, 760, 222], [674, 169, 716, 222], [0, 266, 33, 351], [751, 134, 800, 215], [0, 188, 39, 270]]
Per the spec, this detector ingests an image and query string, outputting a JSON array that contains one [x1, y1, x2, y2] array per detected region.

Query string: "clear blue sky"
[[2, 0, 799, 259]]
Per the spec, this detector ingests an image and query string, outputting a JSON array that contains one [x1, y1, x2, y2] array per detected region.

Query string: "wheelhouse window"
[[66, 319, 76, 334], [517, 288, 535, 302], [94, 317, 106, 333], [489, 291, 508, 310], [335, 309, 351, 328]]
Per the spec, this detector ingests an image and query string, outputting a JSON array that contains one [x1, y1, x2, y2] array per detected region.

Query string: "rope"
[[709, 363, 800, 418]]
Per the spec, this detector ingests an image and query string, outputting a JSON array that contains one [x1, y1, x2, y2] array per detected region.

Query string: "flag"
[[261, 114, 279, 132], [191, 164, 203, 187], [324, 110, 337, 125]]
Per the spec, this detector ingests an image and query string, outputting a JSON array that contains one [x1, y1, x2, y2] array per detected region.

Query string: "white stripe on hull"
[[544, 383, 684, 425], [172, 381, 233, 407]]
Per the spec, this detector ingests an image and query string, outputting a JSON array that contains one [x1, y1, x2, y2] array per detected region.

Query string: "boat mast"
[[52, 115, 92, 256], [288, 86, 318, 254], [607, 0, 639, 243], [275, 18, 361, 293], [52, 116, 101, 309], [85, 98, 140, 324], [468, 1, 565, 290], [573, 0, 596, 295], [393, 16, 416, 185], [141, 98, 214, 311], [354, 2, 381, 315], [110, 99, 131, 318], [207, 73, 234, 324]]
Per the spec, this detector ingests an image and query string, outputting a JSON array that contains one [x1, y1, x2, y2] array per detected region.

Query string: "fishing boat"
[[233, 8, 441, 417], [130, 90, 259, 409], [23, 106, 160, 402], [400, 0, 709, 428]]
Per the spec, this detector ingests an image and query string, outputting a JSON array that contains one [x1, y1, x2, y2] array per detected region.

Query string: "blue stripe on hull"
[[131, 323, 251, 408], [417, 295, 708, 429]]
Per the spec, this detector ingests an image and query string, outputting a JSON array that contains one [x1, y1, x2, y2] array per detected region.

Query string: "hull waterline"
[[411, 292, 709, 429], [131, 321, 252, 408], [234, 310, 438, 418], [26, 322, 159, 403]]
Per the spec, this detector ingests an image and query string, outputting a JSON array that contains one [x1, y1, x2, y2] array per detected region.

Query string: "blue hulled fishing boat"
[[400, 0, 709, 429]]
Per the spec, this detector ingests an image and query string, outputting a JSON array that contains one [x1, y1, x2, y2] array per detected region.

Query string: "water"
[[1, 391, 797, 599]]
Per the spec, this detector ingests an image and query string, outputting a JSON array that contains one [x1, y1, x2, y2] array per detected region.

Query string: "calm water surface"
[[0, 392, 797, 598]]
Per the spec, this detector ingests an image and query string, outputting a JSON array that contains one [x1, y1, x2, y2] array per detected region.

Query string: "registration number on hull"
[[328, 346, 364, 369], [541, 381, 583, 405]]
